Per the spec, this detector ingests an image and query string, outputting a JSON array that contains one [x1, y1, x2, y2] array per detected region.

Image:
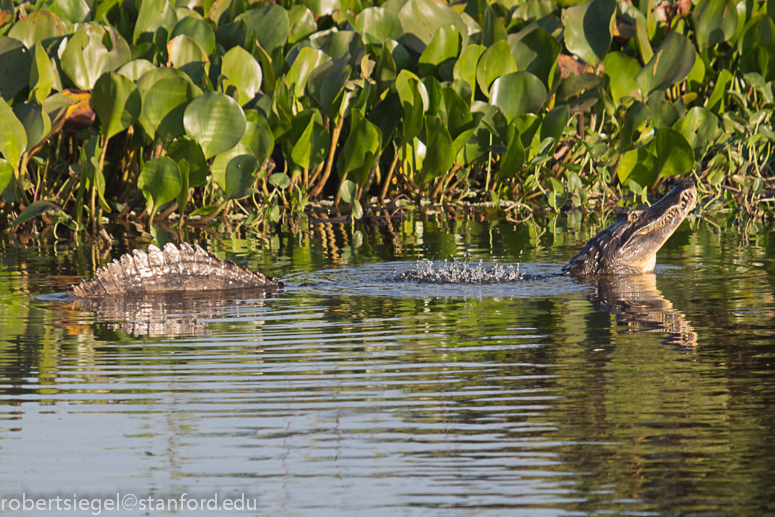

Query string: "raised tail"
[[69, 242, 280, 298]]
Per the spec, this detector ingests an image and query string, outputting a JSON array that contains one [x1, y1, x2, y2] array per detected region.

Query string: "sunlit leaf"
[[354, 6, 403, 46], [167, 35, 208, 83], [184, 92, 246, 158], [397, 0, 468, 54], [603, 51, 640, 104], [133, 0, 177, 45], [490, 71, 547, 122], [508, 27, 561, 88], [635, 32, 696, 96], [498, 122, 524, 179], [143, 76, 202, 141], [476, 40, 517, 97], [221, 46, 262, 106], [338, 110, 381, 186], [167, 138, 209, 187], [418, 25, 461, 79], [92, 72, 141, 139], [693, 0, 738, 49], [138, 156, 181, 216], [562, 0, 616, 67], [0, 100, 26, 169], [170, 16, 216, 56], [224, 154, 259, 200], [8, 11, 67, 48], [236, 4, 289, 54], [421, 116, 454, 183], [61, 24, 131, 90]]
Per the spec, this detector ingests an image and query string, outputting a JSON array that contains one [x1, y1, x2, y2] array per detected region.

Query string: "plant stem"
[[311, 115, 344, 199], [380, 149, 402, 202]]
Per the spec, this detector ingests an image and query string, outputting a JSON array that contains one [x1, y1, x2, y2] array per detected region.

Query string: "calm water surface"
[[1, 213, 775, 516]]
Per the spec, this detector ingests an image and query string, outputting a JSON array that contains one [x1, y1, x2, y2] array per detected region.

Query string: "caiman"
[[67, 179, 696, 298]]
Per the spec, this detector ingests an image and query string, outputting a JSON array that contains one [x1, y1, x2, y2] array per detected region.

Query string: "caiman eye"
[[627, 211, 640, 222]]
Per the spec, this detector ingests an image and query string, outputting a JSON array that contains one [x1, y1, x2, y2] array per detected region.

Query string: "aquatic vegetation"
[[0, 0, 773, 236]]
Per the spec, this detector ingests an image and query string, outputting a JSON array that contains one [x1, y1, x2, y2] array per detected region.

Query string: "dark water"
[[1, 212, 775, 516]]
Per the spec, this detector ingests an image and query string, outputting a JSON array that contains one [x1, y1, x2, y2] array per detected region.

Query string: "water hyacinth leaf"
[[453, 44, 485, 101], [61, 24, 132, 90], [497, 123, 524, 180], [184, 92, 246, 158], [603, 51, 641, 104], [286, 47, 330, 98], [29, 44, 53, 105], [439, 87, 475, 141], [481, 4, 508, 47], [339, 179, 357, 203], [144, 76, 202, 141], [222, 46, 262, 106], [339, 110, 381, 186], [224, 154, 259, 200], [268, 172, 290, 189], [0, 37, 31, 101], [476, 40, 517, 97], [317, 31, 362, 62], [0, 159, 11, 192], [237, 4, 289, 54], [117, 59, 156, 81], [396, 70, 427, 147], [288, 6, 317, 45], [177, 159, 190, 215], [619, 101, 650, 151], [675, 106, 719, 155], [354, 7, 404, 46], [167, 35, 208, 83], [421, 116, 454, 184], [707, 69, 733, 114], [139, 156, 181, 217], [693, 0, 738, 49], [739, 15, 775, 76], [367, 92, 401, 151], [617, 145, 656, 186], [539, 105, 569, 150], [508, 28, 561, 88], [397, 0, 468, 54], [167, 137, 208, 187], [170, 17, 216, 56], [308, 60, 350, 118], [92, 72, 141, 139], [8, 11, 67, 48], [291, 116, 329, 171], [490, 71, 547, 122], [136, 67, 195, 136], [0, 100, 26, 169], [653, 127, 694, 178], [561, 0, 616, 67], [253, 41, 277, 94], [418, 25, 461, 79], [39, 0, 91, 23], [635, 32, 695, 96], [133, 0, 177, 44], [13, 102, 50, 150]]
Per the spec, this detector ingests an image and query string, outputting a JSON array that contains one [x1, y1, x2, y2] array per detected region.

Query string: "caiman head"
[[563, 179, 696, 276]]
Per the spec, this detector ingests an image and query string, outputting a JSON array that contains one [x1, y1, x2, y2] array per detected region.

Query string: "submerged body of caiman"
[[68, 180, 697, 298]]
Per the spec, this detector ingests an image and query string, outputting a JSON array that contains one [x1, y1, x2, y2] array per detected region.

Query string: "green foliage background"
[[0, 0, 773, 234]]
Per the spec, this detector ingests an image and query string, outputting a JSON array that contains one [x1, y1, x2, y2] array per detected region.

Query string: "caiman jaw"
[[563, 179, 697, 276]]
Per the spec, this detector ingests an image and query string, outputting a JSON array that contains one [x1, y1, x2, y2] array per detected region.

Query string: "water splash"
[[395, 258, 527, 284]]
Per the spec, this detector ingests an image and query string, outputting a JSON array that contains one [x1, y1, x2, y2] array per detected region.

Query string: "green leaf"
[[8, 11, 67, 48], [339, 110, 381, 186], [29, 43, 54, 105], [13, 102, 51, 151], [167, 138, 208, 187], [224, 154, 259, 200], [693, 0, 738, 49], [0, 36, 31, 102], [481, 4, 508, 47], [269, 172, 291, 189], [418, 25, 461, 79], [286, 47, 331, 98], [291, 116, 329, 171], [397, 0, 468, 54], [61, 24, 132, 90], [653, 127, 694, 178], [476, 40, 517, 97], [288, 6, 317, 45], [92, 72, 141, 139], [138, 156, 181, 217], [354, 6, 404, 45], [133, 0, 177, 45], [0, 100, 26, 169], [184, 92, 246, 159], [39, 0, 91, 23], [143, 76, 202, 141], [236, 4, 289, 54], [539, 105, 569, 151], [635, 32, 696, 96], [707, 69, 733, 115], [177, 159, 190, 214], [497, 122, 524, 179], [453, 44, 485, 101], [307, 60, 350, 117], [117, 59, 156, 81], [619, 101, 650, 152], [675, 106, 719, 156], [396, 70, 427, 147], [11, 200, 63, 227], [167, 34, 208, 83], [170, 17, 216, 56], [421, 116, 454, 183], [339, 179, 357, 203], [0, 159, 12, 192], [490, 71, 547, 122], [603, 51, 641, 104], [508, 28, 561, 89], [221, 46, 262, 106], [739, 15, 775, 76], [561, 0, 616, 67]]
